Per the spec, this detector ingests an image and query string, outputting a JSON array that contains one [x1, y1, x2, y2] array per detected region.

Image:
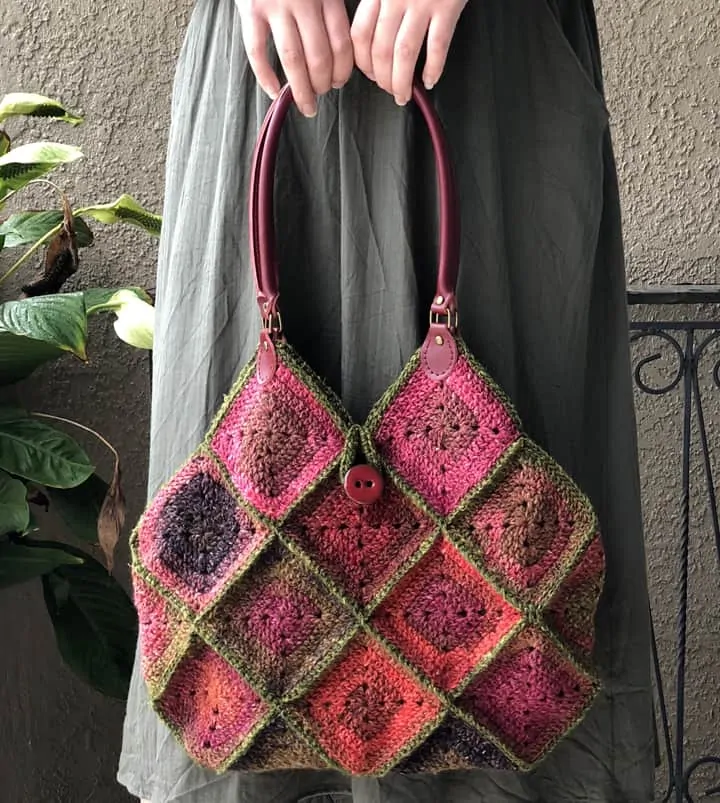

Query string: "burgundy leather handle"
[[248, 91, 282, 314], [249, 80, 460, 325]]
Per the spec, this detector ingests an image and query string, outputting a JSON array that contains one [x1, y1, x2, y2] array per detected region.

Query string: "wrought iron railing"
[[628, 285, 720, 803]]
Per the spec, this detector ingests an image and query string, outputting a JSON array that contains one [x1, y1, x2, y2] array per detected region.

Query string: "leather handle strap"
[[248, 91, 282, 314], [249, 80, 461, 326]]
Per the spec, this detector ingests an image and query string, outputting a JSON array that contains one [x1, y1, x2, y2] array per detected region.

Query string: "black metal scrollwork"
[[628, 286, 720, 803]]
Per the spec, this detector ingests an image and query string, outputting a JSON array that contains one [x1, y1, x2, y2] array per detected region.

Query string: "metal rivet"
[[435, 295, 444, 305], [435, 335, 444, 345]]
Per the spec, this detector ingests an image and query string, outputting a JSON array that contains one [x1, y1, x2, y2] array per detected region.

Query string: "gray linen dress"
[[118, 0, 656, 800]]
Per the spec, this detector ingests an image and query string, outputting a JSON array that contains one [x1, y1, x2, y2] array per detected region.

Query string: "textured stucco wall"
[[0, 1, 718, 801], [598, 0, 720, 284]]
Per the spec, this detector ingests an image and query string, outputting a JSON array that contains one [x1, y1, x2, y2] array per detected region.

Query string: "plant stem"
[[72, 205, 98, 217], [29, 178, 65, 196], [0, 187, 20, 206], [0, 222, 62, 287], [0, 177, 65, 207], [31, 412, 119, 463]]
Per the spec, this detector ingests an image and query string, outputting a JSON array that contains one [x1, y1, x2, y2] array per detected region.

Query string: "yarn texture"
[[131, 337, 605, 776]]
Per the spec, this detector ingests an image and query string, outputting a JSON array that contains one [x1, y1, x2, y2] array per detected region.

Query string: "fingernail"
[[301, 104, 317, 118], [332, 81, 344, 89], [424, 78, 435, 90], [395, 96, 409, 107]]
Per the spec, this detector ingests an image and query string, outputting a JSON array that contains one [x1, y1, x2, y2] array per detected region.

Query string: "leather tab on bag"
[[421, 324, 458, 381], [257, 329, 278, 384]]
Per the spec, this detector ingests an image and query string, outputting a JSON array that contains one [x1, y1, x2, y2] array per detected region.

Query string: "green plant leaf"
[[0, 469, 29, 536], [0, 142, 83, 194], [0, 407, 28, 423], [0, 334, 64, 385], [0, 168, 52, 202], [0, 290, 154, 385], [111, 290, 154, 349], [0, 131, 9, 158], [42, 552, 138, 699], [0, 210, 93, 249], [0, 417, 93, 488], [82, 286, 152, 313], [78, 194, 161, 237], [47, 473, 109, 545], [0, 94, 83, 126], [0, 540, 83, 589], [87, 288, 155, 349], [0, 141, 83, 168], [0, 293, 88, 359]]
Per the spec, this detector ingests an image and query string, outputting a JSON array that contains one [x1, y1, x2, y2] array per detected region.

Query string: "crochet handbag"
[[131, 82, 605, 777]]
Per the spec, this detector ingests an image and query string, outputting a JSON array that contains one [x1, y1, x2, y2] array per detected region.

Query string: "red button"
[[344, 465, 384, 505]]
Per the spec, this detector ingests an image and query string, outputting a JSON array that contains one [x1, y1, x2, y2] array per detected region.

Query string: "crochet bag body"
[[131, 84, 605, 777]]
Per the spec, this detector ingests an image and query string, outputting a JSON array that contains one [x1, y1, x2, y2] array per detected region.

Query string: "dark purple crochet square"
[[135, 456, 268, 612]]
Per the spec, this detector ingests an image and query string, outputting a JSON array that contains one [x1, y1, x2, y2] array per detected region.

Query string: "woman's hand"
[[350, 0, 467, 104], [238, 0, 354, 117]]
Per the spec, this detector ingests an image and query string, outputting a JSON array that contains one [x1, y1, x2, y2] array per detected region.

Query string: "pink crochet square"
[[373, 539, 522, 691], [464, 456, 595, 602], [133, 574, 191, 690], [285, 478, 435, 605], [198, 543, 356, 697], [135, 455, 268, 613], [374, 356, 519, 516], [459, 628, 597, 763], [210, 363, 345, 519], [301, 634, 443, 774], [545, 539, 605, 659], [157, 641, 269, 771]]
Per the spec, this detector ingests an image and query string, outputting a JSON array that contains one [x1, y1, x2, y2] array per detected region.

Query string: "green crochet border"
[[130, 334, 606, 776]]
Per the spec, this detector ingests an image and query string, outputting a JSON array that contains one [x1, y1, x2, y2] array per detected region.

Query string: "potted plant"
[[0, 92, 160, 700]]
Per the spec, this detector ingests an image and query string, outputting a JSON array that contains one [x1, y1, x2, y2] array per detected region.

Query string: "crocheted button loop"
[[344, 465, 384, 506]]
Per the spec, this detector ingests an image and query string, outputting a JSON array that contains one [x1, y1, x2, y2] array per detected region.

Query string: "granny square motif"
[[131, 82, 605, 777]]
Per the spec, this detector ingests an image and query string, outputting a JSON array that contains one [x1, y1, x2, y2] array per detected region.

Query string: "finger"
[[295, 3, 334, 96], [423, 9, 461, 90], [270, 14, 316, 117], [323, 0, 353, 88], [370, 5, 405, 94], [350, 0, 381, 81], [391, 11, 429, 105], [241, 13, 281, 99]]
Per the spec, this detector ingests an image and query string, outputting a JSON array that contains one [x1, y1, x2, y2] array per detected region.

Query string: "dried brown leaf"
[[26, 484, 50, 510], [0, 129, 10, 157], [97, 460, 126, 573], [22, 195, 79, 296]]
